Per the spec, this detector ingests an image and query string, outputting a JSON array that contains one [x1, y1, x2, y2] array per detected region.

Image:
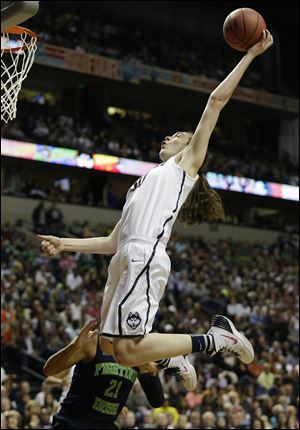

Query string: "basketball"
[[223, 8, 266, 52]]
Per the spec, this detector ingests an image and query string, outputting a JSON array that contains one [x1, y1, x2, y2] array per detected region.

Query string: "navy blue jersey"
[[54, 339, 139, 429]]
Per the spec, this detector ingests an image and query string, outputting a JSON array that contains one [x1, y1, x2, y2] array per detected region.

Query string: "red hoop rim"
[[1, 25, 37, 53]]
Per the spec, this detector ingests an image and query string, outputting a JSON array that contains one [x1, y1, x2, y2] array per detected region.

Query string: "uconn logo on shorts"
[[126, 312, 141, 330]]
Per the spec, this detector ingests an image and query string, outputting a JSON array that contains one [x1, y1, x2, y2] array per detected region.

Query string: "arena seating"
[[1, 221, 298, 429]]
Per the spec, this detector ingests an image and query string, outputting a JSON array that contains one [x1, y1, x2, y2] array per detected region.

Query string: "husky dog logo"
[[126, 312, 141, 330]]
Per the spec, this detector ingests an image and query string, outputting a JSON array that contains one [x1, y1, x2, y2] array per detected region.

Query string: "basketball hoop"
[[1, 26, 37, 123]]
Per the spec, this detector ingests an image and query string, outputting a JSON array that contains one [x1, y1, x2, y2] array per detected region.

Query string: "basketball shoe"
[[158, 355, 197, 391], [208, 315, 254, 365]]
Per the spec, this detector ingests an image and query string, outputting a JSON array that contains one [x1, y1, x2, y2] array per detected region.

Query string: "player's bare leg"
[[101, 334, 198, 391], [112, 315, 254, 367], [113, 333, 193, 366]]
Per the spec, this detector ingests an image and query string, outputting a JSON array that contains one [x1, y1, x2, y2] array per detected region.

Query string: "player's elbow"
[[110, 243, 118, 254], [43, 361, 60, 377], [209, 94, 227, 109], [106, 235, 118, 254], [43, 364, 52, 377], [149, 396, 164, 408]]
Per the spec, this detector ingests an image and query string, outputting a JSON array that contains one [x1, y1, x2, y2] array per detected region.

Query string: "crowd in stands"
[[3, 101, 298, 186], [27, 2, 282, 95], [1, 220, 299, 429], [2, 173, 125, 211]]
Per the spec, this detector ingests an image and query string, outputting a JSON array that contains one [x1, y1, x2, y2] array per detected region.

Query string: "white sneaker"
[[208, 315, 255, 365], [162, 355, 197, 391]]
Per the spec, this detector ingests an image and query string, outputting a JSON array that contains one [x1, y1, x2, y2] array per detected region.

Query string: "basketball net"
[[1, 26, 37, 123]]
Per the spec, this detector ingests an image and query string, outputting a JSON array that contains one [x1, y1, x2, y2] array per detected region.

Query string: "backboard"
[[1, 1, 39, 31]]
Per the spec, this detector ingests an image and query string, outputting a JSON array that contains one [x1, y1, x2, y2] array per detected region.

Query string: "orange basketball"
[[223, 8, 266, 52]]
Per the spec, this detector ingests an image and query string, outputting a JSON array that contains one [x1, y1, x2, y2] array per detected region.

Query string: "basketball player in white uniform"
[[38, 31, 273, 371]]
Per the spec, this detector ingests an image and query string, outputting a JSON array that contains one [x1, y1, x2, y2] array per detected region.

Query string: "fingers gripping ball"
[[223, 8, 266, 52]]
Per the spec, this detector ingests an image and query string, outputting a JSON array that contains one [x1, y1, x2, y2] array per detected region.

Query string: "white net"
[[1, 28, 37, 123]]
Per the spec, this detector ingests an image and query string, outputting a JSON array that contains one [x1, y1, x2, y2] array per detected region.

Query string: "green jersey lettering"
[[94, 363, 103, 377], [104, 379, 123, 399], [94, 363, 138, 382], [92, 397, 119, 415]]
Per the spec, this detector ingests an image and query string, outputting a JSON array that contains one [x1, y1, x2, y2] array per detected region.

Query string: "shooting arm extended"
[[178, 31, 273, 177]]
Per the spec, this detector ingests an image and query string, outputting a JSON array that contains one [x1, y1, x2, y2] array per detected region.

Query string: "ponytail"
[[174, 132, 225, 225], [178, 173, 225, 225]]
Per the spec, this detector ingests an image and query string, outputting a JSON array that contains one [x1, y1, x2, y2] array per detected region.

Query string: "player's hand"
[[247, 29, 273, 57], [138, 362, 158, 376], [37, 234, 64, 257], [73, 320, 98, 349]]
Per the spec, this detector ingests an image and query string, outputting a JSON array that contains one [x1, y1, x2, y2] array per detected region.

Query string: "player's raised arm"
[[37, 220, 121, 257], [179, 30, 273, 177], [43, 320, 98, 376]]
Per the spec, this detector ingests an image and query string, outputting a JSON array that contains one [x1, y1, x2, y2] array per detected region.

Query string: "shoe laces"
[[218, 346, 240, 358]]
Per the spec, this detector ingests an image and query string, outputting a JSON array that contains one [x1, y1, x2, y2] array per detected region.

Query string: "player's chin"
[[159, 148, 169, 162]]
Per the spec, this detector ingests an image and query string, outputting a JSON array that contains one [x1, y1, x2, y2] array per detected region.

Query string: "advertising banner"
[[2, 138, 298, 202]]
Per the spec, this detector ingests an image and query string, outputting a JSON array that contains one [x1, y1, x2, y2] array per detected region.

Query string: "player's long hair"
[[178, 134, 225, 225]]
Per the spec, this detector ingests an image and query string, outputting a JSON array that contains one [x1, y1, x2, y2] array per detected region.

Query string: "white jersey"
[[101, 157, 198, 338], [118, 156, 198, 248]]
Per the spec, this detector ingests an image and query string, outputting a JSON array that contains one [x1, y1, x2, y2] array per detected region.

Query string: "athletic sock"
[[156, 335, 215, 365], [190, 334, 214, 353]]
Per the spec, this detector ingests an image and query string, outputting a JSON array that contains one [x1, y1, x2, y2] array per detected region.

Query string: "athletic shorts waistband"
[[101, 332, 145, 339], [118, 235, 166, 249]]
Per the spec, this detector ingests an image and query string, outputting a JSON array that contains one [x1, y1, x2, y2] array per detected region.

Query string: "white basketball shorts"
[[100, 238, 171, 338]]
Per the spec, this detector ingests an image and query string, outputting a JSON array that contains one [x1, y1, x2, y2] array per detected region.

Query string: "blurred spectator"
[[257, 363, 275, 394], [32, 202, 47, 233], [35, 381, 51, 407], [154, 412, 170, 429], [216, 416, 228, 429], [3, 100, 299, 186], [187, 410, 201, 428], [3, 410, 22, 429], [66, 269, 83, 291], [202, 411, 216, 429], [46, 203, 64, 231], [27, 2, 292, 96], [176, 414, 189, 429], [102, 183, 121, 209], [185, 386, 202, 410], [1, 221, 299, 429], [2, 166, 298, 233], [122, 410, 139, 429], [153, 394, 179, 426], [1, 367, 8, 384]]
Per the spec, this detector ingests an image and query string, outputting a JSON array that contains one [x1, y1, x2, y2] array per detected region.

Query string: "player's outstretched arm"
[[37, 220, 121, 257], [43, 320, 98, 376], [179, 30, 273, 177]]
